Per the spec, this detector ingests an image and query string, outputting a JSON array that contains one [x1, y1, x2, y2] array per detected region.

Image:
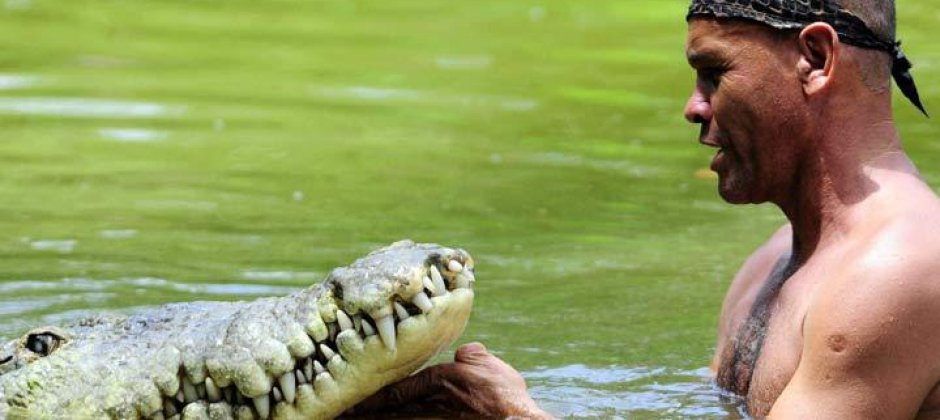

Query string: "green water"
[[0, 0, 937, 417]]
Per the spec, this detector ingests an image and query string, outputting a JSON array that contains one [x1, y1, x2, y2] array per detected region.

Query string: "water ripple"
[[0, 97, 181, 118], [525, 365, 746, 418]]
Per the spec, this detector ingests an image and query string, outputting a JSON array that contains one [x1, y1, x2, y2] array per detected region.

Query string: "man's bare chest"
[[714, 258, 813, 415]]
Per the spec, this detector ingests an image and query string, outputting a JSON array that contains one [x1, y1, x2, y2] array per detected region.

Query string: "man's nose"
[[684, 88, 712, 124]]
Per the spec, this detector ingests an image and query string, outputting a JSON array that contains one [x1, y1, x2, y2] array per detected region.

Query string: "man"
[[353, 0, 940, 417]]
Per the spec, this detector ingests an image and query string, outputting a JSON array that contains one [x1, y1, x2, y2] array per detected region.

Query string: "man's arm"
[[769, 254, 940, 418]]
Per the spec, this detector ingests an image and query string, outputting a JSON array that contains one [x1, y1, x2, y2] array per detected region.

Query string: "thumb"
[[454, 342, 490, 363], [351, 363, 453, 412]]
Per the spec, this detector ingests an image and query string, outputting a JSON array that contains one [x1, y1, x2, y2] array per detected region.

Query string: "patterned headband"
[[687, 0, 927, 116]]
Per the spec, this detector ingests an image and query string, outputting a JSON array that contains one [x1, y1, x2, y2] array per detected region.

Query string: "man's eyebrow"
[[686, 50, 722, 67]]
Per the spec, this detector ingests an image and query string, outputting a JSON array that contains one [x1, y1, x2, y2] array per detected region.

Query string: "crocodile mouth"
[[155, 258, 475, 420]]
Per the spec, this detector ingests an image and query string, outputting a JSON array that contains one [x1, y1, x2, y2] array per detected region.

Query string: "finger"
[[351, 363, 455, 412], [454, 342, 489, 363]]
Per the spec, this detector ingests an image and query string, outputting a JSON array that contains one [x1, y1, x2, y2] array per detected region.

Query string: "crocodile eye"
[[25, 332, 63, 356]]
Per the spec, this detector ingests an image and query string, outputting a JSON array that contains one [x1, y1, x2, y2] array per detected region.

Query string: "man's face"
[[684, 19, 807, 204]]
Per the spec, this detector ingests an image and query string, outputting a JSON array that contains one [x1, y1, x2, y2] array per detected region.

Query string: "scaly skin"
[[0, 240, 476, 420]]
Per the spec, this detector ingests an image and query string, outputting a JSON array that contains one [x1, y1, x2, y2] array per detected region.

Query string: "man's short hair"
[[838, 0, 896, 43], [838, 0, 896, 90]]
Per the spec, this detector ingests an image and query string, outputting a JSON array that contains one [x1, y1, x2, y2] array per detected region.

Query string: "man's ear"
[[797, 23, 840, 96]]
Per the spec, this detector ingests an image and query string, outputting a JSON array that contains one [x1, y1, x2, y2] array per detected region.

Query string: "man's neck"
[[776, 113, 911, 266]]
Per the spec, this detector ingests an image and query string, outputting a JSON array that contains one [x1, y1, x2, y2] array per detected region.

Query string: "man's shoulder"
[[852, 207, 940, 282], [812, 209, 940, 343]]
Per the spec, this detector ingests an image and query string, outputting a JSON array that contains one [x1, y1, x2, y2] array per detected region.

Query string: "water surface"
[[0, 0, 937, 417]]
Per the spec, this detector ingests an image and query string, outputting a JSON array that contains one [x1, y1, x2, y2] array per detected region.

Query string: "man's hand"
[[348, 342, 552, 419]]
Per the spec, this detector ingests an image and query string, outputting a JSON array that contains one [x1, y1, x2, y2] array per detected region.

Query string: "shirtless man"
[[353, 1, 940, 418]]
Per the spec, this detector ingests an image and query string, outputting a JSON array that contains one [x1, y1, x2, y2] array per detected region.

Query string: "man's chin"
[[717, 179, 754, 204]]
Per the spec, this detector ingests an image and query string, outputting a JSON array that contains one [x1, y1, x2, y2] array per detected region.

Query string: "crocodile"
[[0, 240, 476, 420]]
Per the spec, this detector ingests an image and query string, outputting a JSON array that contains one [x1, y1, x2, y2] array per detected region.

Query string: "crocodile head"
[[0, 240, 476, 419]]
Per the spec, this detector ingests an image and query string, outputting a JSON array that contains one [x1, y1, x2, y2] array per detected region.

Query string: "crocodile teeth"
[[295, 369, 307, 385], [376, 315, 396, 351], [303, 358, 314, 382], [361, 320, 376, 336], [182, 377, 198, 403], [175, 390, 184, 403], [394, 302, 410, 320], [314, 360, 326, 375], [205, 378, 221, 402], [272, 387, 283, 403], [253, 395, 270, 419], [456, 270, 475, 289], [429, 266, 447, 296], [320, 344, 336, 360], [447, 260, 463, 272], [336, 310, 354, 332], [423, 276, 437, 294], [278, 371, 296, 403], [352, 314, 362, 332], [413, 292, 433, 312]]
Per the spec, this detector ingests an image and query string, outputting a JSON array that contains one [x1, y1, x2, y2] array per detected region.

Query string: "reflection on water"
[[0, 74, 37, 90], [312, 85, 539, 111], [526, 365, 747, 418], [0, 97, 179, 118], [434, 55, 492, 70], [98, 128, 167, 143], [240, 270, 322, 282], [29, 239, 77, 253], [98, 229, 139, 239]]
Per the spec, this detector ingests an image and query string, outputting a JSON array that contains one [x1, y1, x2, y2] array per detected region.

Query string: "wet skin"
[[685, 19, 940, 418]]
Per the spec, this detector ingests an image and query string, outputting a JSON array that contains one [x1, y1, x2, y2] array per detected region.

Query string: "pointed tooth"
[[376, 315, 396, 351], [205, 378, 221, 402], [223, 387, 235, 404], [423, 276, 436, 293], [253, 395, 270, 419], [353, 314, 362, 332], [175, 390, 184, 403], [456, 270, 475, 288], [319, 344, 336, 360], [394, 302, 410, 320], [295, 369, 307, 385], [412, 292, 433, 312], [278, 371, 296, 404], [447, 260, 463, 272], [303, 358, 314, 382], [328, 323, 338, 341], [429, 266, 447, 295], [361, 320, 376, 336], [313, 360, 325, 375], [336, 310, 353, 331], [272, 387, 283, 403], [182, 377, 198, 403]]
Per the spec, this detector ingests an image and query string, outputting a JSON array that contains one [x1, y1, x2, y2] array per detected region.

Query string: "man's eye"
[[698, 68, 724, 88]]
